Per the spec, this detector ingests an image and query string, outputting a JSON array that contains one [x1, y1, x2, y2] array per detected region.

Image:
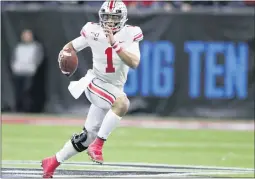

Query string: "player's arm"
[[58, 24, 90, 75], [58, 36, 88, 75], [62, 41, 75, 51], [65, 36, 89, 52], [104, 26, 143, 69], [61, 35, 88, 53], [59, 23, 90, 57], [112, 41, 141, 69], [112, 27, 143, 69]]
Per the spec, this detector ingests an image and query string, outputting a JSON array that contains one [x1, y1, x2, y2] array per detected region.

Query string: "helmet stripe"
[[109, 0, 114, 11]]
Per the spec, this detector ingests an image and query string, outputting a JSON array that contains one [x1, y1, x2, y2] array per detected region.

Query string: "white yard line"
[[1, 170, 254, 178], [2, 160, 254, 178], [134, 141, 254, 149], [2, 160, 254, 171]]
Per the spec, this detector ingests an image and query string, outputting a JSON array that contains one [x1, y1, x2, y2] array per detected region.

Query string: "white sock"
[[56, 140, 79, 163], [97, 109, 122, 140]]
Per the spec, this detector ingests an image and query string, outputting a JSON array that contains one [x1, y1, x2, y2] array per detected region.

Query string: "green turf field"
[[2, 124, 254, 169]]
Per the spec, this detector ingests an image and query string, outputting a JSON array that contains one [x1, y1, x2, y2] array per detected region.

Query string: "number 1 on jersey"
[[105, 47, 115, 73]]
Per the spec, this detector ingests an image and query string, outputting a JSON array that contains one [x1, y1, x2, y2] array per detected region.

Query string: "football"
[[59, 48, 78, 75]]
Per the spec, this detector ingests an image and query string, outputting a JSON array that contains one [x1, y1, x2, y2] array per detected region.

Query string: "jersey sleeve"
[[124, 26, 143, 58], [132, 26, 143, 42], [71, 22, 90, 52], [72, 36, 88, 52], [125, 42, 141, 60]]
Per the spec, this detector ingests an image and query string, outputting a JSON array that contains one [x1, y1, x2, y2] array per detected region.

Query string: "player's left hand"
[[104, 26, 115, 46]]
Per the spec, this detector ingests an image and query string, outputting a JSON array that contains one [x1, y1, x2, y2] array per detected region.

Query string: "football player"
[[41, 0, 143, 178]]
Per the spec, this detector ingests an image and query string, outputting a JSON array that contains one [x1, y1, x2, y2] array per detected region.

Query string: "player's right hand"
[[58, 49, 71, 76]]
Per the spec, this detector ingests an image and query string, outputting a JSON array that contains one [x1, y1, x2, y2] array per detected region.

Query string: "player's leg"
[[55, 104, 107, 162], [97, 95, 129, 141], [41, 103, 107, 178], [87, 96, 129, 164], [86, 78, 129, 164]]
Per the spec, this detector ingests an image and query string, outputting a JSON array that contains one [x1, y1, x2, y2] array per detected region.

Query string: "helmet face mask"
[[99, 1, 128, 33], [100, 13, 122, 28]]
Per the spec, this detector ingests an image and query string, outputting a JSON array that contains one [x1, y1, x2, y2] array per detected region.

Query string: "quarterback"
[[41, 0, 143, 178]]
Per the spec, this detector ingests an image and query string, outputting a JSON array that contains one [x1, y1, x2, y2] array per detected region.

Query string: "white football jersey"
[[72, 22, 143, 87]]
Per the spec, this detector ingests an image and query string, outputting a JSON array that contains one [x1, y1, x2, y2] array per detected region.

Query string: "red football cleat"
[[41, 156, 60, 178], [87, 138, 105, 164]]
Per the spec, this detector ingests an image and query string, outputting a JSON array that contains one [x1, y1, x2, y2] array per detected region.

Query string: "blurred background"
[[1, 0, 254, 118], [1, 1, 255, 176]]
